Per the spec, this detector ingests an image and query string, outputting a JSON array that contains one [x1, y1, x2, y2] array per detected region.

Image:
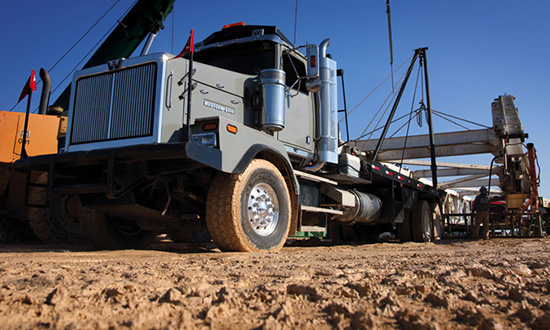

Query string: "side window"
[[283, 53, 308, 94]]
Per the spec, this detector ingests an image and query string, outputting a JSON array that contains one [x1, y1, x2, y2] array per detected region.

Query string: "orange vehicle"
[[0, 110, 58, 241], [0, 70, 84, 243]]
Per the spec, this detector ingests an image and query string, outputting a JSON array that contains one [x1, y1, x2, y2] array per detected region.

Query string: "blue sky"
[[1, 0, 549, 198]]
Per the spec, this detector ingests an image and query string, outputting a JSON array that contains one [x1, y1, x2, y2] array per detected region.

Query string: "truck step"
[[301, 205, 343, 215], [294, 170, 338, 185]]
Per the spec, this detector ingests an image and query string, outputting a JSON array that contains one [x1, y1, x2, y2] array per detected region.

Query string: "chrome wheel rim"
[[247, 183, 279, 236], [422, 207, 432, 241]]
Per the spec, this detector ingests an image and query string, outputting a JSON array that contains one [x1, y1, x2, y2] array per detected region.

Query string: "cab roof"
[[200, 24, 293, 47]]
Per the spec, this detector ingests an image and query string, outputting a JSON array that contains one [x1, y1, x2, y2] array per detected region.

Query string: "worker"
[[472, 186, 490, 239]]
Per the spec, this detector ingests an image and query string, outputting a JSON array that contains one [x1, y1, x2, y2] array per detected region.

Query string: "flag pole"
[[186, 50, 193, 141], [186, 30, 194, 141], [18, 69, 37, 159], [20, 88, 32, 159]]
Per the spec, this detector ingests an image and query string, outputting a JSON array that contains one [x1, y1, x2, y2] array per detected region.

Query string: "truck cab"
[[191, 23, 318, 164]]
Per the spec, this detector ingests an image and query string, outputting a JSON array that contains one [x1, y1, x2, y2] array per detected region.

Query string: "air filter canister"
[[259, 69, 286, 132]]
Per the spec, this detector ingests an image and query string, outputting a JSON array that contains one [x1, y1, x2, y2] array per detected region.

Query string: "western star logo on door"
[[203, 100, 235, 115]]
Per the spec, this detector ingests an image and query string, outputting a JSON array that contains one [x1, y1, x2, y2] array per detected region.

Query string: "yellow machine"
[[0, 111, 62, 162], [0, 110, 64, 242]]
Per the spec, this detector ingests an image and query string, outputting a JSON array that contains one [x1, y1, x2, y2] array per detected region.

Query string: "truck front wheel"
[[206, 159, 291, 252], [79, 207, 156, 250]]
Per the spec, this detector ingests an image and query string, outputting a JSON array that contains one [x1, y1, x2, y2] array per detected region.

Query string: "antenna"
[[386, 0, 395, 92], [293, 0, 298, 46]]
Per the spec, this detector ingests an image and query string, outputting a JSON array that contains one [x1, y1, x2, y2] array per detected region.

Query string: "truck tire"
[[48, 196, 87, 244], [430, 202, 443, 241], [397, 210, 412, 242], [27, 173, 59, 244], [206, 159, 291, 252], [79, 207, 156, 250], [412, 200, 432, 242]]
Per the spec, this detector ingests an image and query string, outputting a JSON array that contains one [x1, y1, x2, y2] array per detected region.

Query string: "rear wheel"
[[412, 200, 432, 242], [26, 174, 86, 244], [397, 210, 412, 242], [206, 159, 291, 252], [430, 202, 443, 241], [48, 195, 87, 244], [79, 207, 156, 250]]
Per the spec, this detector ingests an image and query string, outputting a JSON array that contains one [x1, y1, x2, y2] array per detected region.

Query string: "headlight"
[[191, 132, 217, 148]]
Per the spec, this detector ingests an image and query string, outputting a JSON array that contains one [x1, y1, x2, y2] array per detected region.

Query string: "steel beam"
[[413, 168, 491, 179], [357, 128, 500, 161], [439, 177, 500, 189], [413, 166, 503, 179], [387, 160, 494, 170]]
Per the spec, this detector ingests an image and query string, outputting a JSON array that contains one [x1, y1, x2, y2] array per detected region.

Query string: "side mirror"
[[306, 45, 319, 78]]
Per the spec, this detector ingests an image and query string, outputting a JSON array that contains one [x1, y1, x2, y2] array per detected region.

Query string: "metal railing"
[[442, 212, 546, 238]]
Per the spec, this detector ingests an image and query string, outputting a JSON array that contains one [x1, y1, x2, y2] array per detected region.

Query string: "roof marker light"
[[223, 22, 246, 29]]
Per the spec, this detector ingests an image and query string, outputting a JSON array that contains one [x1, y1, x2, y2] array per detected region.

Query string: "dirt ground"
[[0, 238, 549, 330]]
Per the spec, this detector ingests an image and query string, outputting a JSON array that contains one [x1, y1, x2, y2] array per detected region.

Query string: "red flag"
[[174, 29, 194, 59], [18, 69, 37, 103]]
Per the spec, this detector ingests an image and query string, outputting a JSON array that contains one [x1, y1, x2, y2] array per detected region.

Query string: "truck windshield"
[[194, 41, 276, 75]]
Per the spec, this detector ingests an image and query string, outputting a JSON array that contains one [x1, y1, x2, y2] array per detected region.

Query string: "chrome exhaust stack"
[[318, 39, 338, 164]]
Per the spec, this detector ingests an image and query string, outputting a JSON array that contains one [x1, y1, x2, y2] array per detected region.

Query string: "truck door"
[[277, 53, 315, 155]]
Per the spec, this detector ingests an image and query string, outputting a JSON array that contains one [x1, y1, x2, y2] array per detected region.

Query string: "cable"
[[339, 54, 413, 124], [389, 110, 421, 138], [392, 64, 422, 139], [386, 0, 395, 91], [42, 0, 138, 113], [432, 109, 490, 129], [396, 64, 423, 170], [363, 87, 400, 143], [171, 2, 175, 54], [432, 111, 470, 131], [47, 0, 122, 77], [357, 111, 416, 139], [353, 62, 410, 142], [354, 74, 403, 142], [293, 0, 299, 46], [9, 0, 122, 112]]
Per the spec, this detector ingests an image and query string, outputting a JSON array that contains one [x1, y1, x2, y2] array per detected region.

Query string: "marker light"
[[227, 124, 238, 134], [202, 123, 217, 131], [222, 22, 246, 29]]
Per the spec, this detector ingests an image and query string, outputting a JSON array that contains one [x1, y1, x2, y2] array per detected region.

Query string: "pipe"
[[319, 38, 330, 57], [303, 161, 325, 172], [318, 38, 338, 164], [334, 190, 383, 224], [488, 156, 496, 196], [421, 48, 438, 188], [39, 68, 51, 115], [141, 32, 158, 56], [522, 143, 539, 211]]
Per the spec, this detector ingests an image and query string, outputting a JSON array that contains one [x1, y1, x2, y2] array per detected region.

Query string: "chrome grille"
[[70, 62, 157, 144]]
